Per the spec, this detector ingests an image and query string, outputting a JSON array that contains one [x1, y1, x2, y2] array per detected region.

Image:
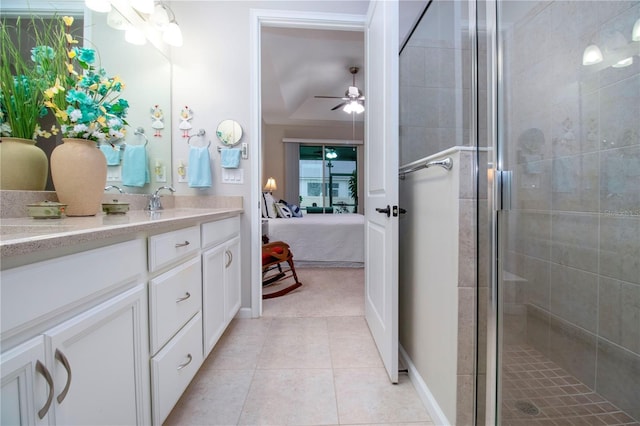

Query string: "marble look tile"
[[549, 263, 598, 333], [333, 368, 430, 424], [238, 369, 338, 425], [164, 369, 253, 426], [513, 210, 552, 261], [551, 152, 599, 213], [600, 215, 640, 285], [551, 212, 599, 274], [599, 277, 640, 355], [515, 160, 553, 211], [600, 145, 640, 216], [457, 287, 476, 375]]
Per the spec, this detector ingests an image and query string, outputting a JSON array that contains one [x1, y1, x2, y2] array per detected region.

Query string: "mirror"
[[216, 119, 243, 147], [0, 3, 172, 193]]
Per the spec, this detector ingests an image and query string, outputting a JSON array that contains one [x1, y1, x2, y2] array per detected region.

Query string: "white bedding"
[[267, 213, 364, 265]]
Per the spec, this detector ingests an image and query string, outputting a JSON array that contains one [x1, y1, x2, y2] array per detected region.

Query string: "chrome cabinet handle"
[[55, 349, 72, 404], [225, 250, 233, 268], [176, 292, 191, 303], [35, 360, 54, 419], [177, 354, 193, 371], [175, 241, 190, 248]]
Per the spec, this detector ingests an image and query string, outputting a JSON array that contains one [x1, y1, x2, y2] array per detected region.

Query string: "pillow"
[[262, 192, 277, 218], [275, 202, 292, 218], [289, 203, 303, 217]]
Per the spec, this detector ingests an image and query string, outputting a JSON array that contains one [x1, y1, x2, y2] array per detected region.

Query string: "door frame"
[[249, 8, 367, 317]]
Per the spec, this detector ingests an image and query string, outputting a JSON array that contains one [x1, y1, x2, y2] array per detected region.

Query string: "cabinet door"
[[224, 236, 241, 323], [1, 336, 51, 426], [202, 244, 227, 356], [46, 284, 150, 426]]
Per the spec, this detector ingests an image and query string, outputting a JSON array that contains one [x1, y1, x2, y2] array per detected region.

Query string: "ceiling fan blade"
[[314, 95, 344, 99], [331, 102, 347, 111]]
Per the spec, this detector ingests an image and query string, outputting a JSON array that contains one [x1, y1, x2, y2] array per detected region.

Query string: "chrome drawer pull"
[[175, 241, 190, 248], [55, 349, 72, 404], [225, 250, 233, 268], [36, 360, 54, 419], [177, 354, 193, 370], [176, 292, 191, 303]]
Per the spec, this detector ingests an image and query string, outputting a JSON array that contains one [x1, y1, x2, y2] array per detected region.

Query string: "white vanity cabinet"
[[0, 239, 150, 426], [201, 216, 241, 356], [147, 226, 204, 425]]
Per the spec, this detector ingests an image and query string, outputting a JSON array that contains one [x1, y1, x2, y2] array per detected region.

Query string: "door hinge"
[[496, 170, 512, 211]]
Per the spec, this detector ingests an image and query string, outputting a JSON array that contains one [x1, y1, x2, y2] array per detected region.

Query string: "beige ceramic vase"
[[0, 137, 48, 190], [50, 138, 107, 216]]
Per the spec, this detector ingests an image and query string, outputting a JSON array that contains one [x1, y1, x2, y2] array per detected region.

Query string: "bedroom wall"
[[262, 122, 364, 208]]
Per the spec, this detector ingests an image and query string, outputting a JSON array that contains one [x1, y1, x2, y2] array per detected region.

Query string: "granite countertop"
[[0, 208, 243, 258]]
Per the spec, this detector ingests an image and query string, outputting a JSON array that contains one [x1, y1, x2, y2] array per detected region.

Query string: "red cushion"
[[262, 246, 285, 264]]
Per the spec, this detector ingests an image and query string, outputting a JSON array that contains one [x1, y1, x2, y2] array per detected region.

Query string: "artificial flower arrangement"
[[42, 16, 129, 144], [0, 18, 56, 140]]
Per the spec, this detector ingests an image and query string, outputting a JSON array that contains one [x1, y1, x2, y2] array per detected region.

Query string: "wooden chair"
[[262, 241, 302, 299]]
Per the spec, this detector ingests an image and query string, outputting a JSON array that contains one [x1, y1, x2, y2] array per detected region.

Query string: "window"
[[298, 145, 358, 213]]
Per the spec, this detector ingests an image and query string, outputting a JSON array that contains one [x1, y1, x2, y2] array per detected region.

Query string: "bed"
[[266, 213, 364, 267]]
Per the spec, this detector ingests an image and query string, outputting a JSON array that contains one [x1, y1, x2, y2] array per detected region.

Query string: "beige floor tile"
[[258, 333, 332, 369], [334, 368, 431, 425], [329, 334, 383, 368], [224, 317, 273, 337], [164, 369, 254, 426], [267, 316, 328, 338], [203, 332, 266, 370], [327, 316, 372, 337], [238, 368, 339, 425]]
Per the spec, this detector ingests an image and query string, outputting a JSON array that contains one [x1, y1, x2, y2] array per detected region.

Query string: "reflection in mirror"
[[216, 119, 243, 146], [0, 2, 172, 193]]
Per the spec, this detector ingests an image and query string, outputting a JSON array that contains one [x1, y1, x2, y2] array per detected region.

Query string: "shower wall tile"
[[526, 304, 550, 357], [517, 254, 550, 310], [458, 199, 475, 288], [515, 160, 553, 211], [599, 75, 640, 150], [550, 212, 599, 274], [399, 46, 426, 87], [599, 277, 640, 355], [551, 152, 600, 212], [548, 313, 597, 389], [549, 264, 598, 333], [457, 287, 475, 375], [600, 145, 640, 215], [514, 211, 552, 260], [596, 338, 640, 422], [600, 215, 640, 285]]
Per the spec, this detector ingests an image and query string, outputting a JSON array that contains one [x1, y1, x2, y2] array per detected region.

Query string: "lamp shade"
[[264, 177, 277, 192]]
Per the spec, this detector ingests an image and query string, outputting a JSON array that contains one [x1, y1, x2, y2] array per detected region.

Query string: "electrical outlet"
[[154, 166, 166, 182], [177, 166, 188, 183]]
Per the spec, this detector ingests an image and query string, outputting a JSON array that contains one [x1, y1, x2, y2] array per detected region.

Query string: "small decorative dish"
[[26, 201, 67, 219], [102, 200, 130, 215]]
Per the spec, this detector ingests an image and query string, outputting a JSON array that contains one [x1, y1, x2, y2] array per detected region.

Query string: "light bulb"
[[633, 18, 640, 42], [163, 22, 183, 47], [612, 57, 633, 68], [343, 102, 354, 114], [85, 0, 111, 13], [125, 27, 146, 45], [582, 44, 603, 65]]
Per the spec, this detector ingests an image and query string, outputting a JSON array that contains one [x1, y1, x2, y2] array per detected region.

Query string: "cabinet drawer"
[[151, 312, 203, 425], [149, 257, 202, 354], [201, 216, 240, 248], [148, 226, 200, 272]]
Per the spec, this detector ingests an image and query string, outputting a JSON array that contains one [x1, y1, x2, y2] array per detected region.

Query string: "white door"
[[364, 0, 399, 384]]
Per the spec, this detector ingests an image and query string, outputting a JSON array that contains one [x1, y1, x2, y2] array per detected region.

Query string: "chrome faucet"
[[104, 185, 124, 194], [147, 186, 176, 211]]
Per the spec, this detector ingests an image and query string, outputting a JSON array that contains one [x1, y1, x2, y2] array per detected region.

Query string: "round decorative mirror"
[[216, 119, 243, 146]]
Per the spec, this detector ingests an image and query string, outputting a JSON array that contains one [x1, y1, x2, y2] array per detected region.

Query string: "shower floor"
[[501, 344, 639, 425]]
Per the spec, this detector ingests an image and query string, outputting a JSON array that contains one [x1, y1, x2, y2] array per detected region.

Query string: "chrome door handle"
[[177, 354, 193, 370], [55, 349, 72, 404], [176, 292, 191, 303], [174, 241, 190, 248], [375, 205, 391, 217], [35, 360, 54, 419]]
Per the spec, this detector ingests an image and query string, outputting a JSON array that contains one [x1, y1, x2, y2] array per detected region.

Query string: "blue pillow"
[[279, 199, 303, 217]]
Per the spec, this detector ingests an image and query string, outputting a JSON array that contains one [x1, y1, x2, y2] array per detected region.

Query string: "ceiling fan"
[[314, 66, 365, 113]]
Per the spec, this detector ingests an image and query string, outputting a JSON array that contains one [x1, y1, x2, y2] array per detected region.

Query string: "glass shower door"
[[493, 1, 640, 424]]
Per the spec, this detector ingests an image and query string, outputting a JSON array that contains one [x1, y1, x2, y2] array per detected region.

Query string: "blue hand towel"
[[100, 144, 121, 166], [188, 146, 212, 188], [121, 144, 150, 187], [220, 148, 241, 169]]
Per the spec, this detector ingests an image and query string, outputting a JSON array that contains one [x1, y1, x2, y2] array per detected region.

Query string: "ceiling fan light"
[[352, 102, 365, 114], [150, 4, 170, 31], [582, 44, 603, 66], [85, 0, 111, 13], [131, 0, 154, 15], [343, 102, 354, 114], [125, 27, 146, 45], [107, 7, 128, 30], [612, 57, 633, 68], [633, 18, 640, 41], [163, 21, 183, 47]]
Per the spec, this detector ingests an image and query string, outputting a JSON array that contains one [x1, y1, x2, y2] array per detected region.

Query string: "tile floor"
[[164, 267, 433, 426], [501, 345, 640, 426]]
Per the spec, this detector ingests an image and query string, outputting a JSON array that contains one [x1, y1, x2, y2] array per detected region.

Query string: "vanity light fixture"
[[582, 44, 603, 66], [85, 0, 111, 13], [264, 177, 277, 193], [125, 26, 146, 45]]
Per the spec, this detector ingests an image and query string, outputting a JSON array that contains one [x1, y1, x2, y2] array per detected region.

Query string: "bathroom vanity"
[[0, 206, 242, 425]]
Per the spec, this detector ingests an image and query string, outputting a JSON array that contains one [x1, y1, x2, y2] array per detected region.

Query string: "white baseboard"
[[399, 344, 452, 426], [235, 307, 254, 319]]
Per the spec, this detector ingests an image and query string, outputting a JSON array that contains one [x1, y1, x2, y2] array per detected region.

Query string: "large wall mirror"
[[1, 0, 172, 193]]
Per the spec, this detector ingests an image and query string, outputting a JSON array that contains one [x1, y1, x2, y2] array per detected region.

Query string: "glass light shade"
[[264, 177, 277, 192], [125, 27, 146, 45], [612, 57, 633, 68], [582, 44, 603, 65], [162, 21, 183, 47], [632, 18, 640, 42], [131, 0, 154, 14], [107, 8, 128, 30], [150, 4, 170, 31], [85, 0, 111, 13], [351, 102, 365, 114], [326, 151, 337, 160]]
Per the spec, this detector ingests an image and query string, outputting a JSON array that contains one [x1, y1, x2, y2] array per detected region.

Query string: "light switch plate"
[[222, 168, 243, 184], [107, 165, 121, 181]]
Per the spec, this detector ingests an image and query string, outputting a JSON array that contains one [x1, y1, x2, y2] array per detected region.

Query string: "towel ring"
[[133, 127, 149, 147], [187, 129, 211, 148]]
